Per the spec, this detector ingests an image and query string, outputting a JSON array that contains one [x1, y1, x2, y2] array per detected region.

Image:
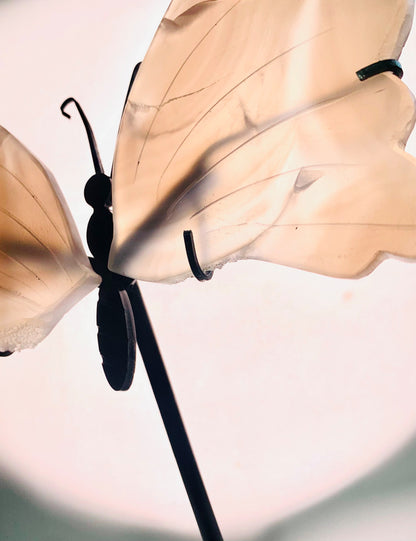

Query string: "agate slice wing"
[[109, 0, 416, 282], [0, 127, 99, 352]]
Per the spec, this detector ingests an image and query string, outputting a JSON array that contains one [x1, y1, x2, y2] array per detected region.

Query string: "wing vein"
[[158, 30, 331, 190], [171, 82, 359, 214], [0, 164, 70, 248], [189, 162, 354, 219], [132, 0, 243, 174], [0, 248, 48, 288], [0, 206, 72, 281], [0, 267, 38, 288], [0, 284, 42, 309]]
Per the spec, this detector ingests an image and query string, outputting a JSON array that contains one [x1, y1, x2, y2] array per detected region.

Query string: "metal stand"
[[127, 283, 224, 541]]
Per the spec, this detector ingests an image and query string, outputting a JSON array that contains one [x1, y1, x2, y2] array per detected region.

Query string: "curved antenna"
[[183, 230, 213, 281], [60, 97, 104, 175]]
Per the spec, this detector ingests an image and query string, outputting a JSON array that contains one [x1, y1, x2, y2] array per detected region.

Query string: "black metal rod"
[[126, 282, 223, 541]]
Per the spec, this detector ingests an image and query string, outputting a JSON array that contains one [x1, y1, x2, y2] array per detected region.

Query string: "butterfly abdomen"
[[96, 279, 136, 391], [83, 171, 136, 390]]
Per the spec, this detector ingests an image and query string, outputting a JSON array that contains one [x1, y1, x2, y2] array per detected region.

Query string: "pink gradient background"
[[0, 1, 416, 540]]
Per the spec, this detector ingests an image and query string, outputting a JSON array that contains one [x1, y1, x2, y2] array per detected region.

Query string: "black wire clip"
[[356, 59, 403, 81], [183, 230, 213, 281]]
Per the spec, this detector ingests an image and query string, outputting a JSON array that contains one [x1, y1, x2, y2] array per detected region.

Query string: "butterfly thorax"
[[84, 172, 133, 290]]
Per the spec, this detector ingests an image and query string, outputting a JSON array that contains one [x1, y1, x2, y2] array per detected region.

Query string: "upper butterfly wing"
[[109, 0, 416, 282], [0, 126, 99, 352]]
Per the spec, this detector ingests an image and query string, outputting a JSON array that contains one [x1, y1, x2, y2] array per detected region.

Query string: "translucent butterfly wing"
[[0, 127, 99, 352], [109, 0, 416, 282]]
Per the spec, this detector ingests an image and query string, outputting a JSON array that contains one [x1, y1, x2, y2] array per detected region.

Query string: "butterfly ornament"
[[1, 1, 416, 540]]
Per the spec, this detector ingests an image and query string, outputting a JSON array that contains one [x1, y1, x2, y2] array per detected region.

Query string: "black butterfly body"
[[84, 167, 136, 391]]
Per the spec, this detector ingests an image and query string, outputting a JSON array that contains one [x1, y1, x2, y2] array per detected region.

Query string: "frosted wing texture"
[[0, 127, 99, 351], [110, 0, 416, 282]]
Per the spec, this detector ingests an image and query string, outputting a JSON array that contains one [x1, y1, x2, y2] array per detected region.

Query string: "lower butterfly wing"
[[0, 126, 100, 352], [109, 0, 416, 282]]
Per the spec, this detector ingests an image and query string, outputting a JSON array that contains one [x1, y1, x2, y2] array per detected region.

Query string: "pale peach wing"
[[109, 0, 416, 282], [0, 126, 99, 352]]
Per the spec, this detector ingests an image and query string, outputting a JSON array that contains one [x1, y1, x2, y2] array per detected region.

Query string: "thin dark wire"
[[126, 282, 223, 541]]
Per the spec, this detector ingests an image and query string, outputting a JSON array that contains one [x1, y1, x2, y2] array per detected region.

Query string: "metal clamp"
[[183, 230, 213, 281]]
